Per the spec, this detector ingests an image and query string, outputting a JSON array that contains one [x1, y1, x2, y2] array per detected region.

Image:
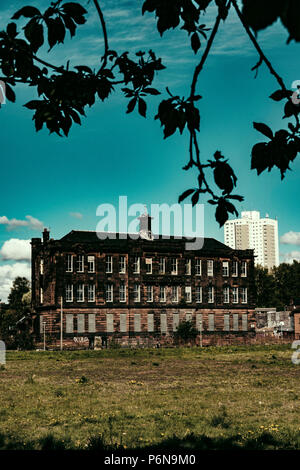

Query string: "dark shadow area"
[[1, 432, 299, 451]]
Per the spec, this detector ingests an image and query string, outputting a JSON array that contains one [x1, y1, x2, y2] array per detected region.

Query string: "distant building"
[[31, 216, 256, 349], [224, 211, 279, 271]]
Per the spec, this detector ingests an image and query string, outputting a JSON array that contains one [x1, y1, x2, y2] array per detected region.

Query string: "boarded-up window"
[[173, 313, 179, 331], [233, 314, 239, 331], [208, 314, 214, 331], [120, 313, 127, 332], [160, 313, 167, 333], [242, 314, 248, 331], [40, 315, 44, 334], [66, 314, 74, 333], [88, 314, 96, 333], [186, 313, 192, 322], [134, 314, 141, 332], [148, 313, 154, 332], [77, 314, 85, 333], [224, 314, 230, 331], [196, 313, 203, 331], [107, 313, 114, 333]]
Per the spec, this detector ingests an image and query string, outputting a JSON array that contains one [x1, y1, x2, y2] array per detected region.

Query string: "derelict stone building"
[[31, 215, 256, 348]]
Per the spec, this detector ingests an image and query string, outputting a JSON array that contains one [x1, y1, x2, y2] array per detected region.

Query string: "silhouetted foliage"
[[254, 261, 300, 310], [1, 0, 299, 225], [174, 320, 198, 342]]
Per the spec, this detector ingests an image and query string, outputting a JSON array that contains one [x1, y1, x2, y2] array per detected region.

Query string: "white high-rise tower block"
[[224, 211, 279, 271]]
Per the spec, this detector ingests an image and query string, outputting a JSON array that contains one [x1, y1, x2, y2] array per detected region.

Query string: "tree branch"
[[231, 0, 287, 92], [93, 0, 109, 74], [189, 12, 223, 99]]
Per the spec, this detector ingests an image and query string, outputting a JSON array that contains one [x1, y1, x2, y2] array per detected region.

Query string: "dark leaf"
[[12, 6, 41, 20], [144, 87, 160, 95], [138, 97, 147, 117], [178, 189, 195, 203], [24, 100, 42, 109], [24, 19, 44, 52], [215, 201, 228, 227], [6, 22, 18, 38], [5, 83, 16, 103], [62, 3, 87, 17], [126, 97, 137, 114], [191, 32, 200, 53], [270, 89, 291, 101], [192, 190, 200, 206], [253, 122, 273, 139]]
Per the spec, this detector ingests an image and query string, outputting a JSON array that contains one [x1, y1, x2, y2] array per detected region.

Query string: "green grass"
[[1, 344, 300, 450]]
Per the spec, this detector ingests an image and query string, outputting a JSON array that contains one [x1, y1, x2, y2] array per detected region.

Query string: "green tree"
[[273, 261, 300, 310], [174, 320, 198, 345], [1, 1, 299, 226], [0, 277, 33, 350], [254, 265, 276, 308], [8, 277, 30, 312]]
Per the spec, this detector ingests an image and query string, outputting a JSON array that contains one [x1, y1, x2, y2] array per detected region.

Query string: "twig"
[[32, 55, 65, 72], [93, 0, 109, 74], [190, 12, 223, 99], [231, 0, 287, 92]]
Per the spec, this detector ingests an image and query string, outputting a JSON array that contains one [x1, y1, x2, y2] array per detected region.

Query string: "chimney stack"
[[43, 228, 50, 243], [138, 207, 153, 240]]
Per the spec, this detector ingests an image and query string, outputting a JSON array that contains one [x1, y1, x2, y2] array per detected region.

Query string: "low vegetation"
[[0, 344, 300, 450]]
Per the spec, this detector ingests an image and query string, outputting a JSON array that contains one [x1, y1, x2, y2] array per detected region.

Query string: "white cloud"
[[280, 231, 300, 246], [281, 251, 300, 264], [0, 239, 31, 261], [0, 215, 43, 231], [0, 262, 31, 302], [69, 212, 83, 219]]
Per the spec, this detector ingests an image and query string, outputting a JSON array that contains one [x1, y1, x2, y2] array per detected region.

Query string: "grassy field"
[[0, 344, 300, 450]]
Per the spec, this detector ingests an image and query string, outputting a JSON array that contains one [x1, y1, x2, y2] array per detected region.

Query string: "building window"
[[40, 288, 43, 304], [160, 313, 167, 333], [40, 259, 44, 275], [232, 261, 238, 277], [159, 257, 165, 274], [207, 260, 214, 276], [185, 286, 192, 303], [233, 287, 239, 304], [106, 283, 113, 302], [66, 284, 73, 302], [159, 286, 166, 302], [119, 255, 126, 274], [233, 313, 239, 331], [196, 286, 202, 303], [185, 259, 191, 275], [241, 261, 247, 277], [241, 287, 247, 304], [66, 254, 73, 272], [77, 255, 84, 273], [222, 261, 229, 277], [133, 284, 140, 302], [195, 259, 202, 276], [208, 286, 214, 303], [148, 313, 154, 332], [120, 313, 127, 332], [223, 286, 229, 304], [88, 284, 95, 302], [171, 258, 178, 275], [88, 255, 95, 273], [208, 313, 214, 331], [106, 255, 113, 274], [77, 284, 84, 302], [119, 281, 126, 302], [224, 314, 230, 331], [107, 313, 114, 332], [66, 314, 74, 333], [133, 257, 140, 274], [171, 286, 179, 303], [88, 314, 96, 333], [196, 313, 203, 331], [134, 313, 141, 332], [77, 314, 85, 333], [173, 313, 179, 332], [146, 285, 153, 302], [40, 315, 44, 334], [146, 258, 152, 274], [242, 314, 248, 331]]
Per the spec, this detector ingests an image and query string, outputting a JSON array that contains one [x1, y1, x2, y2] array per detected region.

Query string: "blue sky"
[[0, 0, 299, 300]]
